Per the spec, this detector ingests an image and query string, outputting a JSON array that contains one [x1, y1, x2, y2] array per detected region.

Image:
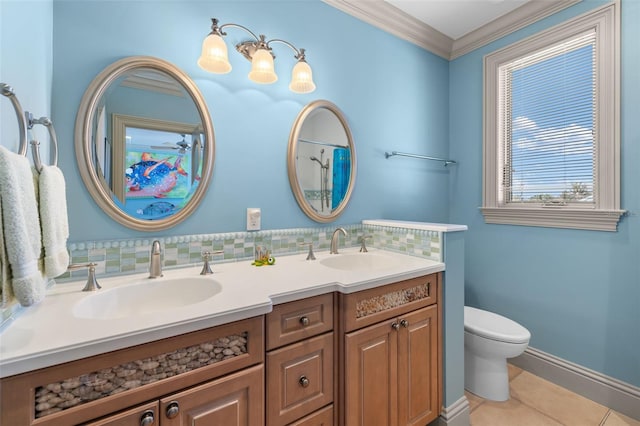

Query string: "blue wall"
[[48, 0, 450, 242], [449, 0, 640, 387], [2, 0, 637, 394]]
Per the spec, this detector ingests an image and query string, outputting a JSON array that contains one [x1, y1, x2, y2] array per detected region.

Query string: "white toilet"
[[464, 306, 531, 401]]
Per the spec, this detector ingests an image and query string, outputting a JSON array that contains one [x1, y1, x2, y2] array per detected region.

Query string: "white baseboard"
[[430, 396, 470, 426], [510, 347, 640, 421]]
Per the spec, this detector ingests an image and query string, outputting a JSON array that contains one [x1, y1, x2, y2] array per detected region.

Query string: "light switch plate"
[[247, 208, 261, 231]]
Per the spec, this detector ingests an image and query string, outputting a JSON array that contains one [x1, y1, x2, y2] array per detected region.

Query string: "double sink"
[[73, 252, 395, 320]]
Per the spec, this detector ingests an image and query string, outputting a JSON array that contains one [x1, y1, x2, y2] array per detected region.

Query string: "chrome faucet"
[[330, 227, 347, 254], [149, 240, 163, 278]]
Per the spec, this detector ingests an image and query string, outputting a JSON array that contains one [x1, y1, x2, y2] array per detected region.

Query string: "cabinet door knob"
[[165, 401, 180, 419], [299, 376, 310, 388], [300, 316, 310, 326], [400, 319, 409, 328], [391, 322, 400, 330], [140, 410, 155, 426]]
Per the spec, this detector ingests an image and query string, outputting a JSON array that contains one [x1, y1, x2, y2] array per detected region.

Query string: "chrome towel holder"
[[1, 82, 59, 172], [385, 151, 456, 166]]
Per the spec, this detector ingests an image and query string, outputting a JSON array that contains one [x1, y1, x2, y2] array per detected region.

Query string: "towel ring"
[[27, 111, 59, 172], [1, 83, 28, 156]]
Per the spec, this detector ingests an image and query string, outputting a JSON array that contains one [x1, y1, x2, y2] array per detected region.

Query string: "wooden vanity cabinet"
[[0, 316, 264, 426], [339, 273, 442, 426], [265, 293, 336, 426]]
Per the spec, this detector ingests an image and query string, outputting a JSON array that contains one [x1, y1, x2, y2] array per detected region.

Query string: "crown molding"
[[323, 0, 581, 60], [450, 0, 582, 59], [322, 0, 452, 59]]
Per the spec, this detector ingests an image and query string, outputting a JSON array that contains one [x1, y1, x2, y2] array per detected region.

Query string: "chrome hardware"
[[67, 262, 101, 292], [165, 401, 179, 419], [200, 250, 224, 275], [299, 242, 316, 260], [400, 319, 409, 328], [299, 376, 310, 388], [391, 322, 400, 330], [330, 227, 347, 254], [149, 240, 163, 278], [359, 235, 372, 253], [300, 316, 310, 326], [140, 410, 155, 426]]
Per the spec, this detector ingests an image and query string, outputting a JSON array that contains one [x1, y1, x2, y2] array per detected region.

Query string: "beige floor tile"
[[470, 398, 563, 426], [510, 371, 609, 426], [603, 410, 640, 426], [465, 391, 484, 412], [508, 363, 523, 381]]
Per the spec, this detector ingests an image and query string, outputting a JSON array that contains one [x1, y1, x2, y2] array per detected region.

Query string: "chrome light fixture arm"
[[199, 18, 316, 93]]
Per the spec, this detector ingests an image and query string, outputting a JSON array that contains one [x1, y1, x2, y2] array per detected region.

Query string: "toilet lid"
[[464, 306, 531, 344]]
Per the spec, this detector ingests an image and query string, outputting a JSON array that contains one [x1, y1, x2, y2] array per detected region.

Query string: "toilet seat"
[[464, 306, 530, 344]]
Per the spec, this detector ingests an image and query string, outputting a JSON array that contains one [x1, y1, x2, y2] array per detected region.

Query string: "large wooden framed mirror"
[[74, 56, 215, 231], [287, 100, 356, 222]]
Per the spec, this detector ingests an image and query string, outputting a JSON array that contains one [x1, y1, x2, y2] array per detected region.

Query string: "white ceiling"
[[384, 0, 531, 40]]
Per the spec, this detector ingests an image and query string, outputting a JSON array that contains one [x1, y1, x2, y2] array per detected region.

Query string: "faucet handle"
[[201, 250, 224, 275], [67, 262, 101, 291], [299, 242, 316, 261], [359, 235, 372, 253]]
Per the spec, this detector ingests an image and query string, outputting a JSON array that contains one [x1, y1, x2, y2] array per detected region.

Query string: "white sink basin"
[[73, 276, 222, 320], [319, 253, 397, 271]]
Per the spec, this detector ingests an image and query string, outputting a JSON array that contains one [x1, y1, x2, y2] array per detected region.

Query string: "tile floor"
[[467, 364, 640, 426]]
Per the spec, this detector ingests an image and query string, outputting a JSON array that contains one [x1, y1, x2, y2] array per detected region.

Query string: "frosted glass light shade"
[[197, 33, 232, 74], [289, 60, 316, 94], [248, 48, 278, 84]]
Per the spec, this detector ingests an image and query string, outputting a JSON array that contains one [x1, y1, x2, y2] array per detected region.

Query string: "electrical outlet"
[[247, 208, 261, 231]]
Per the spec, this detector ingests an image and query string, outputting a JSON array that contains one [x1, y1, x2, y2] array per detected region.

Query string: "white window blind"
[[499, 30, 596, 206]]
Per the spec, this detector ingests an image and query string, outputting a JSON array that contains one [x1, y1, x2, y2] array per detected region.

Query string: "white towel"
[[38, 164, 69, 278], [0, 194, 16, 307], [0, 146, 46, 306]]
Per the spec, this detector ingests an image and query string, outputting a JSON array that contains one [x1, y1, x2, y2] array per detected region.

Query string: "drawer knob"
[[391, 322, 400, 330], [166, 401, 179, 419], [400, 319, 409, 328], [140, 410, 155, 426], [300, 316, 310, 326], [299, 375, 310, 388]]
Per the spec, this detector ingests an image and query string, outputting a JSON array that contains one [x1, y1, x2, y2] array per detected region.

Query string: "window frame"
[[481, 1, 624, 231]]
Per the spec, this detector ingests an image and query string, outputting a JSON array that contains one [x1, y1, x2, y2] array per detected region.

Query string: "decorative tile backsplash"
[[1, 223, 441, 326], [58, 223, 441, 282]]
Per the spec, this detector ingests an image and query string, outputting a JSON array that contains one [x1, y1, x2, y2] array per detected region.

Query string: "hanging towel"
[[0, 194, 16, 307], [0, 146, 46, 306], [38, 164, 69, 278]]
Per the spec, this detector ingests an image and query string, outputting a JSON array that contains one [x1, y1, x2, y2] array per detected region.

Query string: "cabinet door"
[[344, 319, 398, 426], [397, 306, 439, 426], [266, 333, 333, 426], [160, 364, 264, 426]]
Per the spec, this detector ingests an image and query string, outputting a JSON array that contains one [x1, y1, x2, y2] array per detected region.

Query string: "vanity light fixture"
[[197, 18, 316, 94]]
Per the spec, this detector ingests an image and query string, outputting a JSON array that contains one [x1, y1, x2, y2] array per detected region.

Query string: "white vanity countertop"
[[362, 219, 468, 232], [0, 248, 443, 378]]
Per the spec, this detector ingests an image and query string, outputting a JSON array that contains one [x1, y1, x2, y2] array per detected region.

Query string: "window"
[[481, 2, 623, 231]]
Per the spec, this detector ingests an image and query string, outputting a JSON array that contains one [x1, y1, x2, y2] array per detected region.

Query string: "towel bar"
[[384, 151, 456, 166], [1, 83, 28, 156], [1, 83, 59, 172], [27, 112, 59, 172]]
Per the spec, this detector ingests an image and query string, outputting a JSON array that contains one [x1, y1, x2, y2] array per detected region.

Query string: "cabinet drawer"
[[288, 404, 333, 426], [266, 333, 334, 426], [266, 293, 334, 350], [341, 273, 439, 332], [84, 401, 158, 425]]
